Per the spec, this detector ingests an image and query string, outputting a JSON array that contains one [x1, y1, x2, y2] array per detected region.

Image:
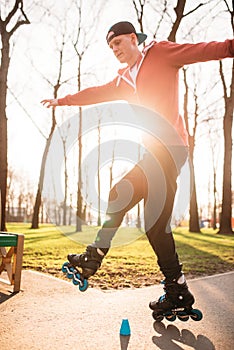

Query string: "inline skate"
[[62, 245, 106, 292], [149, 274, 203, 322]]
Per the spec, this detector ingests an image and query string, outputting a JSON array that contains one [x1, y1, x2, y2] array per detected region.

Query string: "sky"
[[2, 0, 233, 221]]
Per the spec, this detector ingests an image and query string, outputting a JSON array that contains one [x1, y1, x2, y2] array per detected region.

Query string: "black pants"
[[94, 144, 188, 280]]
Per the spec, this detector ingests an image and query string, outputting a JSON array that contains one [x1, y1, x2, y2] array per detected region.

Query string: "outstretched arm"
[[41, 78, 120, 108], [158, 39, 234, 67]]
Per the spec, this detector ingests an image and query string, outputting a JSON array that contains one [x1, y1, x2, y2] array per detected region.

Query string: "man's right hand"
[[41, 99, 59, 108]]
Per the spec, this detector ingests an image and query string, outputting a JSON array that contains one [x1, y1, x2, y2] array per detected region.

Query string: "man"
[[42, 21, 234, 318]]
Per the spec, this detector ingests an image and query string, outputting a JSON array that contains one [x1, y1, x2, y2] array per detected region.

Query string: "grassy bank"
[[6, 223, 234, 290]]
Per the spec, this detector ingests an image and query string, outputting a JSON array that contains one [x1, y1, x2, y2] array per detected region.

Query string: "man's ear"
[[130, 33, 138, 46]]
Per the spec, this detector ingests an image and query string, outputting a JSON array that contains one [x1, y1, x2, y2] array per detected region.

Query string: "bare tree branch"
[[7, 0, 30, 37], [4, 0, 21, 25], [132, 0, 146, 32], [168, 0, 186, 42], [183, 2, 210, 17], [219, 61, 228, 102], [168, 0, 213, 41], [223, 0, 234, 33], [7, 86, 47, 139], [152, 0, 168, 38]]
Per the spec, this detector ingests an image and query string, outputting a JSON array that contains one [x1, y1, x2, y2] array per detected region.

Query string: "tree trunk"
[[0, 31, 10, 231], [0, 1, 30, 230], [183, 68, 200, 232], [212, 171, 217, 230], [167, 0, 186, 42], [188, 136, 201, 232], [76, 107, 83, 231], [97, 118, 101, 226], [31, 112, 56, 228], [218, 62, 234, 234], [0, 96, 8, 232], [62, 139, 68, 226]]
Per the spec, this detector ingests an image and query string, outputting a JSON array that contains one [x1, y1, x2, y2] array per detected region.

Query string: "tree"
[[0, 0, 30, 230], [133, 0, 207, 231], [167, 0, 186, 42], [207, 124, 220, 230], [31, 106, 57, 228], [168, 1, 220, 232], [57, 117, 70, 226], [132, 0, 146, 37], [183, 67, 201, 232], [218, 0, 234, 234], [31, 35, 65, 228], [167, 0, 209, 42], [218, 62, 234, 234], [97, 115, 101, 226], [71, 0, 103, 231], [31, 8, 72, 229]]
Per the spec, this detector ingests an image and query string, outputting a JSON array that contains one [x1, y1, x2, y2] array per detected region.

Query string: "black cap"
[[106, 21, 147, 45]]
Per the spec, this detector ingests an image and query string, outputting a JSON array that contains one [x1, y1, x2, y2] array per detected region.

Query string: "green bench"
[[0, 232, 24, 293]]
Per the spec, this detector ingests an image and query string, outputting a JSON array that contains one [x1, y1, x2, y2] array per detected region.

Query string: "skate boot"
[[62, 245, 107, 292], [149, 274, 203, 322]]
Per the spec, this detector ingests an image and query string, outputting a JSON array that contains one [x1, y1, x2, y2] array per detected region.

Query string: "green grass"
[[5, 223, 234, 290]]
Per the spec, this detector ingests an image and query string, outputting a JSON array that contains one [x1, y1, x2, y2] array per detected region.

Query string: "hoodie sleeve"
[[58, 77, 120, 106], [157, 39, 234, 67]]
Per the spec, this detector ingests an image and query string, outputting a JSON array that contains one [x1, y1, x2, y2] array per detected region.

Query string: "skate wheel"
[[79, 279, 88, 292], [66, 266, 75, 279], [67, 271, 74, 279], [61, 262, 69, 273], [152, 312, 164, 322], [177, 311, 189, 321], [62, 262, 75, 279], [165, 312, 176, 322], [190, 309, 203, 321], [72, 272, 81, 285], [72, 273, 88, 291]]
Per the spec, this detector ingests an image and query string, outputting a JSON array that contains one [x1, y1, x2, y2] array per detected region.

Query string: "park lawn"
[[6, 223, 234, 290]]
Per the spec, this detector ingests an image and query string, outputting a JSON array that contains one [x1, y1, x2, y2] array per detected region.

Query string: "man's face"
[[108, 33, 137, 64]]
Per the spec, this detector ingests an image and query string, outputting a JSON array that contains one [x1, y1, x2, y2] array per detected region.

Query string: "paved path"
[[1, 270, 234, 350]]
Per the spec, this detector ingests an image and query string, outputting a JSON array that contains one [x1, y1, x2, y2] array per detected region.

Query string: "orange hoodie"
[[58, 39, 234, 145]]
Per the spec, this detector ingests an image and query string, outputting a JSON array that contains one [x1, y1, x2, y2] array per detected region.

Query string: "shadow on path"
[[152, 322, 215, 350], [0, 290, 18, 304]]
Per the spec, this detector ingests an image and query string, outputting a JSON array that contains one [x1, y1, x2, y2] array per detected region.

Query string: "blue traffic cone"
[[120, 319, 131, 336]]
